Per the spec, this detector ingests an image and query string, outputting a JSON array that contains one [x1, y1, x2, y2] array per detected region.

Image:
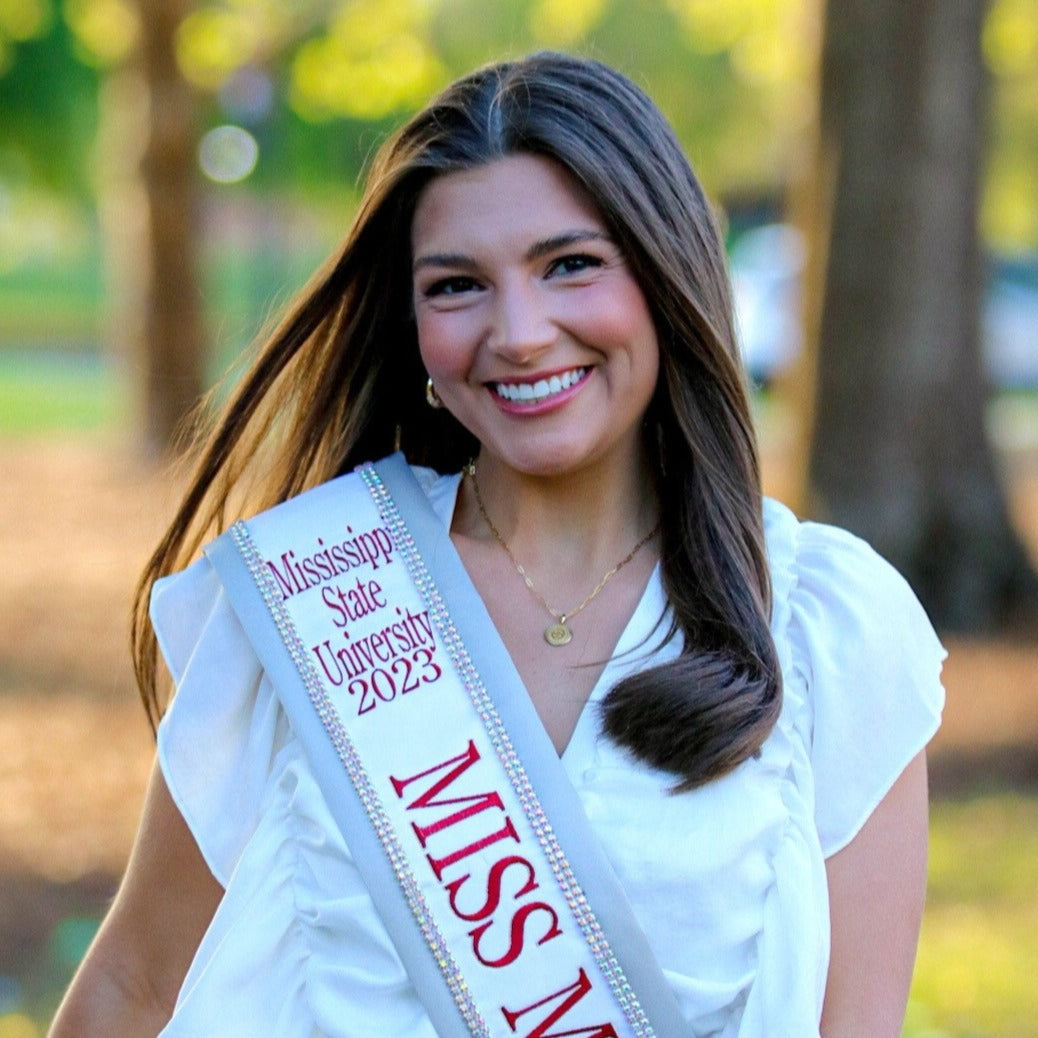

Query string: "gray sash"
[[205, 453, 691, 1038]]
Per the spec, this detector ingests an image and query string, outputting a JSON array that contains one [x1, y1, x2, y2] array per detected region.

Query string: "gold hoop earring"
[[425, 377, 444, 409]]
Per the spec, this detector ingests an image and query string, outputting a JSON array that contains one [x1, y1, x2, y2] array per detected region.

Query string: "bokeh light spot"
[[63, 0, 139, 67], [665, 0, 750, 54], [983, 0, 1038, 77], [290, 34, 444, 122], [198, 125, 259, 184], [0, 1014, 38, 1038], [176, 8, 267, 90], [0, 0, 52, 41], [528, 0, 607, 45], [288, 0, 445, 122], [732, 30, 796, 87]]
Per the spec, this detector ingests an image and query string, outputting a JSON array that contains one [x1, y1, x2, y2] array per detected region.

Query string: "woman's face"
[[411, 154, 659, 480]]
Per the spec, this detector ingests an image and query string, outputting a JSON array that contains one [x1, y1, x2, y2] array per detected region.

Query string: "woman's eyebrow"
[[412, 230, 613, 274], [412, 251, 476, 274], [526, 229, 612, 261]]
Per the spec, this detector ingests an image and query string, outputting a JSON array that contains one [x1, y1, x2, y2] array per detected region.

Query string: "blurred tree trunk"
[[104, 0, 206, 457], [804, 0, 1038, 631]]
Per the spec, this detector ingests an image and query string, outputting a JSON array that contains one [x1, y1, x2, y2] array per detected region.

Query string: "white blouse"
[[151, 472, 945, 1037]]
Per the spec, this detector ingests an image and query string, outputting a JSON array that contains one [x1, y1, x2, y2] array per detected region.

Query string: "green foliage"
[[1, 0, 1033, 246], [0, 0, 818, 200], [0, 0, 53, 70], [0, 13, 99, 195]]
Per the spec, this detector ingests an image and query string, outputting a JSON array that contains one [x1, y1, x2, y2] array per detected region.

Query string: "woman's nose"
[[486, 279, 556, 362]]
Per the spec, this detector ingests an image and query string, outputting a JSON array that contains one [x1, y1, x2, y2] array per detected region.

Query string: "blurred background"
[[0, 0, 1036, 1033]]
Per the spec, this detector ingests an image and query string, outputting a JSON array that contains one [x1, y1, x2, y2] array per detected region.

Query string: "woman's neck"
[[453, 447, 659, 576]]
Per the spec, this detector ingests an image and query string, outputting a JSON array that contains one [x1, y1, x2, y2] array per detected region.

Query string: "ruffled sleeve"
[[151, 557, 289, 887], [784, 516, 946, 858]]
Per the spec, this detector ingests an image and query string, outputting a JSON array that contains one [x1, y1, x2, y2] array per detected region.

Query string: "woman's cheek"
[[417, 311, 474, 379]]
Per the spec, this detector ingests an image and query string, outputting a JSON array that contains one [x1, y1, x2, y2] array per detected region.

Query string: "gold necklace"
[[465, 461, 659, 647]]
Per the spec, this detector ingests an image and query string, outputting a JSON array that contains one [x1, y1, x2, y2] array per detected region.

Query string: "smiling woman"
[[50, 52, 944, 1038], [412, 155, 659, 481]]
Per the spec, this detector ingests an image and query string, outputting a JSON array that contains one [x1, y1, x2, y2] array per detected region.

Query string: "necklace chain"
[[464, 461, 658, 646]]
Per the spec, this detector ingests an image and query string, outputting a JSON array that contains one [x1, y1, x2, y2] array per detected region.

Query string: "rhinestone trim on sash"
[[229, 520, 491, 1037], [359, 463, 655, 1038]]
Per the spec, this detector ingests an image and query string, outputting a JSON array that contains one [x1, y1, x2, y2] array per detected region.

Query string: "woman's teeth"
[[494, 368, 586, 403]]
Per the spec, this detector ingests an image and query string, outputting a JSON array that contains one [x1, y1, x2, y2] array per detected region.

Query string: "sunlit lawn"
[[905, 795, 1038, 1037], [0, 352, 127, 435]]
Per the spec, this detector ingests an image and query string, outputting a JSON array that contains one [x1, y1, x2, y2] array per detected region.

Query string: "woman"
[[51, 52, 944, 1036]]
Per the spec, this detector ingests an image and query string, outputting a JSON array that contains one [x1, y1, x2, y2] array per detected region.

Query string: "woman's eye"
[[547, 254, 603, 277], [423, 276, 480, 297]]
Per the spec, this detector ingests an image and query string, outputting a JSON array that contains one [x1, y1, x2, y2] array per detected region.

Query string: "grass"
[[0, 352, 126, 436], [905, 795, 1038, 1037]]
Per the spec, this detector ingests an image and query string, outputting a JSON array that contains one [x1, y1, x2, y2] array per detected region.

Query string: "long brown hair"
[[133, 51, 780, 791]]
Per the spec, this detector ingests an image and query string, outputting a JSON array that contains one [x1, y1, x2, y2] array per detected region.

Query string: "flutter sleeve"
[[150, 557, 289, 887], [785, 520, 947, 857]]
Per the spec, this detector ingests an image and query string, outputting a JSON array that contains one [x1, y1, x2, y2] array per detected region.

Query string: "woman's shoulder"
[[762, 494, 946, 701], [762, 497, 946, 856], [763, 494, 882, 568], [763, 496, 937, 630]]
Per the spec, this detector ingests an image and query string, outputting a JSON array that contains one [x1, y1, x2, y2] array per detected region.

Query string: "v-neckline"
[[557, 558, 663, 765], [433, 470, 665, 763]]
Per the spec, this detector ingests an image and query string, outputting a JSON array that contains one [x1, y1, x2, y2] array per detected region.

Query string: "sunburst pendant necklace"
[[464, 461, 658, 647]]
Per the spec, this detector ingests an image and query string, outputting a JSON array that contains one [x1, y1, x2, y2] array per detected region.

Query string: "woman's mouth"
[[491, 367, 588, 404]]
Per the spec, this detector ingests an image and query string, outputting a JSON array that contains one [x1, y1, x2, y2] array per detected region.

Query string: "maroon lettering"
[[264, 526, 394, 602], [267, 550, 306, 598], [389, 742, 567, 973], [389, 741, 506, 847], [501, 969, 619, 1038], [426, 817, 520, 882], [312, 639, 344, 686], [470, 900, 563, 969], [445, 855, 539, 922]]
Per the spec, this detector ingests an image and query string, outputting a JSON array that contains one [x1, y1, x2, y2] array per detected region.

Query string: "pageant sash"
[[204, 453, 690, 1038]]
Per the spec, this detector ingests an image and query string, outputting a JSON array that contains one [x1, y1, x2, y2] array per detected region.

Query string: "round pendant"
[[544, 622, 573, 647]]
